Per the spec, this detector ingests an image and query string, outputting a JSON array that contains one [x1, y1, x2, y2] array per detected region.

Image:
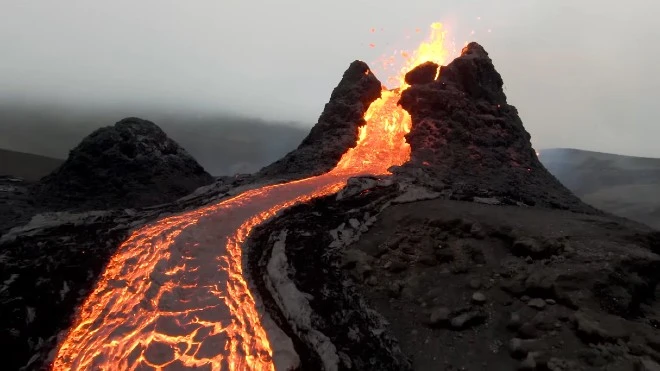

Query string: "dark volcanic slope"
[[0, 149, 63, 181], [397, 43, 592, 213], [256, 60, 382, 181], [249, 181, 660, 370], [35, 117, 214, 211], [347, 196, 660, 371]]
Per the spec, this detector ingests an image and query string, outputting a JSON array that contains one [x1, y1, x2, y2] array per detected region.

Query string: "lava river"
[[53, 23, 450, 371]]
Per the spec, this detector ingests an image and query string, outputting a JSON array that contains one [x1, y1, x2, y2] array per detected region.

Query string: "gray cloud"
[[1, 1, 658, 157]]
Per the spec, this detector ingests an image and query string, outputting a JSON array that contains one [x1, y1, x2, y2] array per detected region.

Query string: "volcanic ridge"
[[257, 60, 381, 181]]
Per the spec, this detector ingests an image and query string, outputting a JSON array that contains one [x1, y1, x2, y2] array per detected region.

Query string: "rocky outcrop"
[[256, 61, 382, 181], [397, 43, 592, 212], [35, 117, 214, 210], [404, 61, 439, 86]]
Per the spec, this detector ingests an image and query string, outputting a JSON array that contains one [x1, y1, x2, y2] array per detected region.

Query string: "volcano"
[[397, 43, 593, 212], [35, 117, 215, 211], [242, 43, 660, 370], [2, 24, 660, 371]]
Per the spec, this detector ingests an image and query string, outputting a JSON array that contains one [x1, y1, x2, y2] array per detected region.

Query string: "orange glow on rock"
[[331, 89, 412, 175], [52, 21, 452, 371]]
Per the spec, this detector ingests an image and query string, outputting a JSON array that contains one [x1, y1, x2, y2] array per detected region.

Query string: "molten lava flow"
[[53, 22, 452, 371], [331, 88, 411, 175], [52, 179, 345, 371]]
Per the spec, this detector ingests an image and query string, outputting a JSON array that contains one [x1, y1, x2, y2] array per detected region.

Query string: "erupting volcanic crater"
[[19, 23, 591, 371], [52, 24, 453, 371]]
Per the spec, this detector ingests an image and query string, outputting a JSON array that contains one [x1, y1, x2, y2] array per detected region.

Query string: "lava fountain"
[[53, 23, 452, 371]]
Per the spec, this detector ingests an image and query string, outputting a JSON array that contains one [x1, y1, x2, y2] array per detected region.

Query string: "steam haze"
[[2, 1, 659, 160]]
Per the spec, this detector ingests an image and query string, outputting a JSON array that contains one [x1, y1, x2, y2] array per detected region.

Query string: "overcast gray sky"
[[1, 1, 659, 157]]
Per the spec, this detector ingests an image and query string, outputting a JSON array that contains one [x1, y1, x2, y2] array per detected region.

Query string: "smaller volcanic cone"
[[398, 43, 593, 211], [257, 61, 382, 181], [36, 117, 214, 210]]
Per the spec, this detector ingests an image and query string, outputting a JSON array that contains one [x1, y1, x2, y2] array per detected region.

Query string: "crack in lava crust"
[[54, 178, 347, 371], [53, 22, 451, 370]]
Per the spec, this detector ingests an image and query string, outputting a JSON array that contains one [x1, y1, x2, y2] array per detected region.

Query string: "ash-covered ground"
[[248, 176, 660, 370]]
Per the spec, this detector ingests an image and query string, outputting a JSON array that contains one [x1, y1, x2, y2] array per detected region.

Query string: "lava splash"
[[53, 22, 452, 371]]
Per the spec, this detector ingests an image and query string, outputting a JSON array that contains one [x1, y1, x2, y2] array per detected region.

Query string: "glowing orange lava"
[[53, 22, 452, 371], [376, 22, 454, 89]]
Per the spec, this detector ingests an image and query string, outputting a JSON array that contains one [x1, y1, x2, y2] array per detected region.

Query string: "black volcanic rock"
[[36, 117, 214, 210], [437, 43, 507, 104], [257, 60, 382, 181], [397, 42, 593, 212], [404, 61, 439, 86]]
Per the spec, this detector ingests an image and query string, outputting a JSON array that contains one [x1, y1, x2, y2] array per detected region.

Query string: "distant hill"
[[0, 103, 308, 176], [0, 149, 63, 181], [539, 148, 660, 229]]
